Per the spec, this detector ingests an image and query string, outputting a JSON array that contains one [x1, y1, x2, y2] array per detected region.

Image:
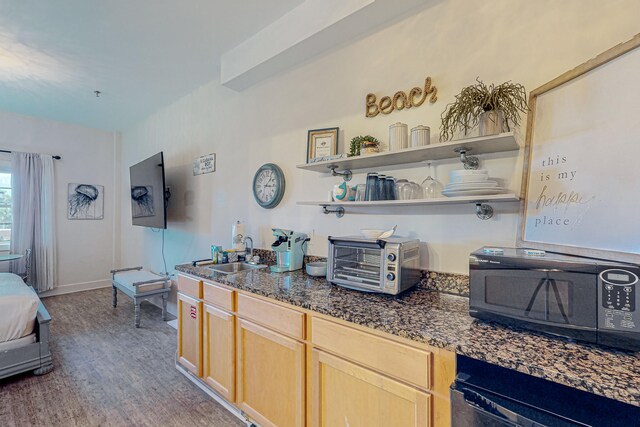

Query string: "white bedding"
[[0, 333, 36, 352], [0, 273, 39, 343]]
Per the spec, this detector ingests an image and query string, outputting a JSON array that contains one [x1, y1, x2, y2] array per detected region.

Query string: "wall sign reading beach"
[[519, 34, 640, 263], [365, 76, 437, 117]]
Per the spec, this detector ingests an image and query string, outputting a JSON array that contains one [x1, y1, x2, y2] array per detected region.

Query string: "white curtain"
[[10, 152, 56, 292]]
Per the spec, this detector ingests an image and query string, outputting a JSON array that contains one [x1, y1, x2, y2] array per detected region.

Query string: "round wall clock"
[[252, 163, 286, 209]]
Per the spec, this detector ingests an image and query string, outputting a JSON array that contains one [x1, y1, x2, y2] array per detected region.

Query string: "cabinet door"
[[203, 304, 235, 401], [312, 349, 431, 427], [177, 292, 202, 377], [237, 318, 305, 427]]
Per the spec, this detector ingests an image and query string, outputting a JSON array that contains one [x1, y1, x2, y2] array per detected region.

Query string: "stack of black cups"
[[365, 172, 396, 201]]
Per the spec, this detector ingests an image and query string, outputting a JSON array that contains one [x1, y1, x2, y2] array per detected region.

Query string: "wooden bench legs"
[[112, 285, 169, 328], [134, 299, 141, 328], [162, 293, 167, 321]]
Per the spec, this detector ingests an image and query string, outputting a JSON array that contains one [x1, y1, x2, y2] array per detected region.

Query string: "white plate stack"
[[442, 169, 505, 197]]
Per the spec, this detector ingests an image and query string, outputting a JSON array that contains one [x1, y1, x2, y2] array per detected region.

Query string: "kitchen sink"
[[208, 262, 268, 274]]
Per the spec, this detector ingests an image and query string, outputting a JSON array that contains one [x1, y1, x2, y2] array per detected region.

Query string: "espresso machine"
[[270, 229, 309, 273]]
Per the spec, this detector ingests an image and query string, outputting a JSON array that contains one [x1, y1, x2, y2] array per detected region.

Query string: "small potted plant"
[[440, 78, 529, 141], [349, 135, 380, 156]]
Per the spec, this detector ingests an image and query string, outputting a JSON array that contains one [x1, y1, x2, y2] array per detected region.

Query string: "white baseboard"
[[175, 362, 249, 425], [39, 279, 111, 298]]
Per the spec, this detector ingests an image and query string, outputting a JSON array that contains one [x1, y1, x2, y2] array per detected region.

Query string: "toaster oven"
[[327, 236, 421, 294]]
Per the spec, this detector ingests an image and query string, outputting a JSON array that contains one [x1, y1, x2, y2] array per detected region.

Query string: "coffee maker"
[[270, 229, 309, 273]]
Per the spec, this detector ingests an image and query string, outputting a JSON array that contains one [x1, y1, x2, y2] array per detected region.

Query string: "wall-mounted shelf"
[[297, 193, 520, 220], [296, 132, 518, 175]]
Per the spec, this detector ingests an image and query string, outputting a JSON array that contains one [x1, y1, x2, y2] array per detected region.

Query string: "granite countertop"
[[175, 263, 640, 407]]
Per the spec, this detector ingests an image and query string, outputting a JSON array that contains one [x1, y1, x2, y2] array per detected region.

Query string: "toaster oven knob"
[[387, 253, 396, 262], [386, 272, 396, 281]]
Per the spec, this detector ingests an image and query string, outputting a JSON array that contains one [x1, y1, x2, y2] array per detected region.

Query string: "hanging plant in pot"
[[439, 78, 529, 141]]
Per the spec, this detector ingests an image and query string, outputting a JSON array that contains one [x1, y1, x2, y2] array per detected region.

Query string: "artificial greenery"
[[440, 78, 529, 141], [349, 135, 380, 157]]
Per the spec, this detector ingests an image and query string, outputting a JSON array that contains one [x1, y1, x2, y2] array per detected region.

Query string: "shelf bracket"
[[328, 165, 352, 182], [475, 203, 494, 220], [322, 206, 345, 218], [454, 147, 479, 170]]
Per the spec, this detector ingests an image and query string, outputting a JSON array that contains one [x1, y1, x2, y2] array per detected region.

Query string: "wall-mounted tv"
[[130, 152, 167, 229]]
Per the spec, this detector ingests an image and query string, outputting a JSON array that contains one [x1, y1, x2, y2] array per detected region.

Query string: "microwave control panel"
[[598, 268, 639, 332]]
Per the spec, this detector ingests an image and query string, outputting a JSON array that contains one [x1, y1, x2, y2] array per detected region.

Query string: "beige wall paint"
[[0, 110, 118, 294], [119, 0, 640, 295]]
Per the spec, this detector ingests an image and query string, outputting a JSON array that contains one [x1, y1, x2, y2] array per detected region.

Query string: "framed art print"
[[306, 127, 339, 162], [518, 33, 640, 263]]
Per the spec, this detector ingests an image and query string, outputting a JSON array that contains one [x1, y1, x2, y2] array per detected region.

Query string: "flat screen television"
[[130, 152, 167, 229]]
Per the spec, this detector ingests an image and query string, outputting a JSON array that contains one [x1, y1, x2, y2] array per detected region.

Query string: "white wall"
[[0, 110, 118, 295], [119, 0, 640, 292]]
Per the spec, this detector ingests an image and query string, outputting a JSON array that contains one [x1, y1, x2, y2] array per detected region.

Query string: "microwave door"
[[471, 270, 597, 329], [523, 278, 570, 323]]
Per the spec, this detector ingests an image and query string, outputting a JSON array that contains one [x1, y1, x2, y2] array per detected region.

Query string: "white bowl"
[[360, 229, 385, 239], [306, 262, 327, 277]]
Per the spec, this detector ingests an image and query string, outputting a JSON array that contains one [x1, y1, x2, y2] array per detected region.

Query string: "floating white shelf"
[[297, 193, 520, 208], [298, 194, 520, 219], [296, 132, 518, 174]]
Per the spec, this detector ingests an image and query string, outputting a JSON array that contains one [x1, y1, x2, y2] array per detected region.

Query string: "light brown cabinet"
[[177, 292, 202, 377], [237, 318, 305, 427], [176, 273, 455, 427], [312, 349, 431, 427], [203, 304, 235, 401]]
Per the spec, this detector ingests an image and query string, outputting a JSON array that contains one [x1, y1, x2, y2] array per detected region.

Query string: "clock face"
[[253, 163, 285, 209]]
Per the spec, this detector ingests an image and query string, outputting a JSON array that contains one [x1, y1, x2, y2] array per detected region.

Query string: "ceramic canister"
[[389, 122, 408, 151], [410, 125, 431, 147]]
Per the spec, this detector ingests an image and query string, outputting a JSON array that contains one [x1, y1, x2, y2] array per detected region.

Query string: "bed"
[[0, 273, 53, 379]]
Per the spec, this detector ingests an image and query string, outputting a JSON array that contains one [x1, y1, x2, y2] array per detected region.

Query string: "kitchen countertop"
[[175, 263, 640, 407]]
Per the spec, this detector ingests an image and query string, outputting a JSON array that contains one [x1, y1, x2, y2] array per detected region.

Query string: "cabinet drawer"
[[203, 280, 234, 312], [177, 274, 202, 299], [237, 293, 304, 340], [311, 317, 431, 390]]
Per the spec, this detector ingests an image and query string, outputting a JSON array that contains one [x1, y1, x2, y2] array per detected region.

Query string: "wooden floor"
[[0, 288, 243, 427]]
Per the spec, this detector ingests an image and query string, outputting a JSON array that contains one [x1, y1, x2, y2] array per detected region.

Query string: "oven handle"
[[455, 385, 543, 426], [328, 236, 386, 248]]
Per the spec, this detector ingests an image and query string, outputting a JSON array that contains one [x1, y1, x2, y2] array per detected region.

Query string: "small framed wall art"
[[306, 127, 339, 163], [68, 183, 104, 220]]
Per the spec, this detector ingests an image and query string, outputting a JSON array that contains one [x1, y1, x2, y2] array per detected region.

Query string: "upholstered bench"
[[110, 267, 171, 328]]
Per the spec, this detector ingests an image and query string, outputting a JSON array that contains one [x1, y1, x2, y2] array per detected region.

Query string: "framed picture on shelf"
[[306, 127, 339, 163]]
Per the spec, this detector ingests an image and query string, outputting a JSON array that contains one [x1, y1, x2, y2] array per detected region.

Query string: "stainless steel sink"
[[208, 262, 268, 274]]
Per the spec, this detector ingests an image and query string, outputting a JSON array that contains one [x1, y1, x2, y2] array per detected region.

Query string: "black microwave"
[[469, 247, 640, 352]]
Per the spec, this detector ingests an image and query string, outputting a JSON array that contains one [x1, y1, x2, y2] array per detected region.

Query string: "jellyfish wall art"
[[68, 183, 104, 220], [131, 185, 155, 218]]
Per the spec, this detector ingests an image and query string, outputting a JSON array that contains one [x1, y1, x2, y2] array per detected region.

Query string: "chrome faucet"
[[244, 236, 254, 261]]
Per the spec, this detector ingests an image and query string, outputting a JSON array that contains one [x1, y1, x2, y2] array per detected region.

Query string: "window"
[[0, 172, 11, 251]]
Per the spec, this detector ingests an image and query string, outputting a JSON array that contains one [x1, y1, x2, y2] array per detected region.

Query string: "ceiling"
[[0, 0, 303, 131]]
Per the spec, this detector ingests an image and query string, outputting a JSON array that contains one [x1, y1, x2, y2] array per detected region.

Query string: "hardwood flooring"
[[0, 288, 243, 427]]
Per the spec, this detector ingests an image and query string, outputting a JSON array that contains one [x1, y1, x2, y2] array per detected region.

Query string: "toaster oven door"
[[328, 241, 384, 292]]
